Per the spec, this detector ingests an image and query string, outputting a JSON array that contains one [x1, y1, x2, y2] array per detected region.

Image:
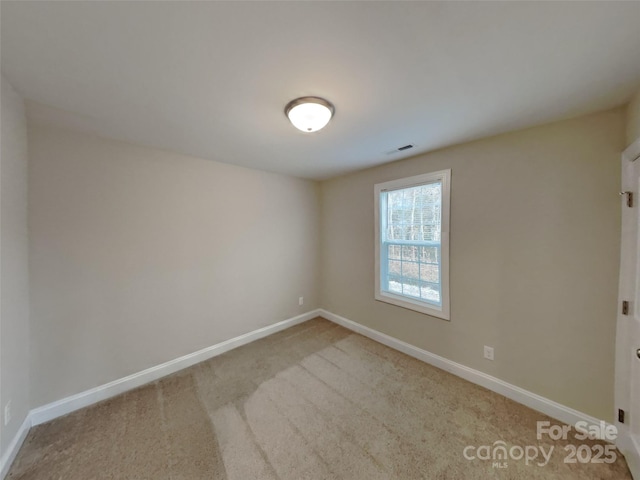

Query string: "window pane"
[[401, 245, 418, 261], [419, 246, 439, 264], [401, 280, 421, 298], [388, 260, 402, 277], [420, 263, 439, 283], [402, 261, 420, 280], [388, 244, 401, 260], [385, 182, 441, 242], [420, 282, 441, 304], [388, 279, 403, 294]]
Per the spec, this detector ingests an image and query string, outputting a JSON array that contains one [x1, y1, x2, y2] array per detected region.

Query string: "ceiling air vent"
[[385, 144, 415, 155]]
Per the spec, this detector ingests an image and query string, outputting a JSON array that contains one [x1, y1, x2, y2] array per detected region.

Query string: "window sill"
[[375, 291, 450, 321]]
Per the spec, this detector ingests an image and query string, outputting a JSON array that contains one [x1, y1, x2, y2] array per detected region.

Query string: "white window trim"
[[374, 169, 451, 320]]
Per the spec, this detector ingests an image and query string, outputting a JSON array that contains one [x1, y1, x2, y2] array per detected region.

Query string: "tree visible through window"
[[375, 170, 451, 320]]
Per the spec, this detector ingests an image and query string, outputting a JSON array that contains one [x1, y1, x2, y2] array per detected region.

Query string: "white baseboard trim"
[[618, 434, 640, 480], [0, 414, 32, 479], [29, 309, 322, 427], [319, 309, 613, 440], [630, 436, 640, 480]]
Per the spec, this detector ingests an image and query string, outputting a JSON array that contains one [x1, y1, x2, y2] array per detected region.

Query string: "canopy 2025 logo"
[[463, 421, 618, 469]]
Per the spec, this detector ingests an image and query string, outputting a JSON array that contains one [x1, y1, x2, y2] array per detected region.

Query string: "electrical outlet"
[[298, 296, 304, 306], [484, 346, 494, 361], [4, 400, 11, 426]]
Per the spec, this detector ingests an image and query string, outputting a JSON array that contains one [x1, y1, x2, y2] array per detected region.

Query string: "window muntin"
[[375, 170, 450, 320]]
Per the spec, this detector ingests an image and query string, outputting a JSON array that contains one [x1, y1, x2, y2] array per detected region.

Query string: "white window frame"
[[374, 169, 451, 320]]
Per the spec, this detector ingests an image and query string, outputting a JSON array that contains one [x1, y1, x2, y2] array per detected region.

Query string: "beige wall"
[[0, 76, 30, 454], [320, 108, 624, 421], [28, 124, 320, 407], [626, 88, 640, 147]]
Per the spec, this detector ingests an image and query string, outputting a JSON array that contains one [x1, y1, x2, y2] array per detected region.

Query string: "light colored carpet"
[[7, 317, 631, 479]]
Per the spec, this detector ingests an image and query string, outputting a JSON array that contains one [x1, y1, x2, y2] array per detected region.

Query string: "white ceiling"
[[2, 1, 640, 179]]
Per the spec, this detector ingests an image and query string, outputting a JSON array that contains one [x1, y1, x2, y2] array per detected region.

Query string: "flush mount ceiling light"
[[285, 97, 334, 133]]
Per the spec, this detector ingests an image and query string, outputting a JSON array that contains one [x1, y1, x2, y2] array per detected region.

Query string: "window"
[[375, 170, 451, 320]]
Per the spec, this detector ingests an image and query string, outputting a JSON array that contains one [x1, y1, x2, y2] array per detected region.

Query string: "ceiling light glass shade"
[[285, 97, 334, 133]]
